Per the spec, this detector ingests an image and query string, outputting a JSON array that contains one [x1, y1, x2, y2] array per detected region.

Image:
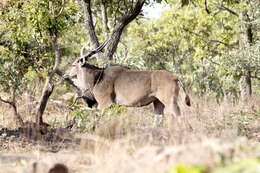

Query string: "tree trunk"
[[239, 11, 253, 101], [101, 1, 110, 37], [0, 94, 23, 126], [104, 0, 145, 60], [36, 32, 60, 125], [10, 102, 23, 125], [81, 0, 100, 48], [239, 71, 252, 102], [10, 89, 24, 125], [36, 76, 54, 125], [81, 0, 145, 59]]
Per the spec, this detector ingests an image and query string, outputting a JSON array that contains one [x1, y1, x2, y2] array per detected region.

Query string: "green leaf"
[[168, 164, 206, 173], [212, 158, 260, 173]]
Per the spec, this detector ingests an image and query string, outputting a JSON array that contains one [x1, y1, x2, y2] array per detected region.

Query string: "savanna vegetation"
[[0, 0, 259, 173]]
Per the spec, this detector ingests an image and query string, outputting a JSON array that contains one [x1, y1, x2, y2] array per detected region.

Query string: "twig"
[[209, 39, 234, 48], [205, 56, 222, 66], [204, 0, 210, 14], [54, 0, 65, 18], [182, 27, 234, 48], [215, 4, 239, 17], [0, 96, 12, 105]]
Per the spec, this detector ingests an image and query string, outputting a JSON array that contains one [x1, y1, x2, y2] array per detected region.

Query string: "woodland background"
[[0, 0, 259, 173]]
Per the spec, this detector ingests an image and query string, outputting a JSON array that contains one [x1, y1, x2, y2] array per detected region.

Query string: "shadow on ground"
[[0, 121, 77, 153]]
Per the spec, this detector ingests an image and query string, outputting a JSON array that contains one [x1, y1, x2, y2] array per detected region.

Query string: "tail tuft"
[[177, 78, 191, 106], [185, 95, 191, 106]]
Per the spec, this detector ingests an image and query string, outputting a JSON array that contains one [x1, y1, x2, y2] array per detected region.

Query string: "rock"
[[48, 163, 68, 173]]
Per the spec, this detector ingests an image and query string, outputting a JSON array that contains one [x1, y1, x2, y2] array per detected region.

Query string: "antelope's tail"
[[178, 79, 191, 106]]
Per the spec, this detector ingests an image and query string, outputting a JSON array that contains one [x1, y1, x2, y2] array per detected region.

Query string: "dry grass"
[[0, 94, 259, 173]]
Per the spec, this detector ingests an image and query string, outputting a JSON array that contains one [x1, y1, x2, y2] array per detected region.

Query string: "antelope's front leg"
[[93, 82, 114, 109]]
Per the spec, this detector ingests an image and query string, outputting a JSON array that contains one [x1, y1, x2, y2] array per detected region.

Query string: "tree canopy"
[[125, 0, 259, 98]]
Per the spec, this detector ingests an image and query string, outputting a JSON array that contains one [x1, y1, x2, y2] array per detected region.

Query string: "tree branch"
[[101, 1, 110, 36], [0, 96, 12, 105], [204, 0, 210, 14], [182, 27, 234, 48], [209, 39, 235, 48], [104, 0, 145, 59], [54, 0, 65, 18], [81, 0, 100, 48], [216, 5, 239, 17], [36, 76, 54, 125], [0, 96, 24, 125], [36, 31, 61, 125]]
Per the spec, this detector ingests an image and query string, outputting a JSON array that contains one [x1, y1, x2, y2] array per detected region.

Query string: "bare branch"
[[209, 39, 235, 48], [49, 0, 65, 18], [36, 76, 54, 125], [123, 0, 128, 13], [0, 96, 23, 125], [0, 96, 12, 105], [216, 5, 239, 17], [54, 0, 65, 18], [81, 0, 100, 48], [205, 56, 222, 66], [182, 27, 234, 48], [204, 0, 210, 14], [113, 3, 121, 27], [105, 0, 145, 59], [36, 29, 61, 125], [50, 32, 61, 73], [101, 1, 110, 36]]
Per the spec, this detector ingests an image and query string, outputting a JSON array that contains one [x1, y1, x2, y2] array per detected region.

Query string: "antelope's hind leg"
[[153, 99, 165, 127]]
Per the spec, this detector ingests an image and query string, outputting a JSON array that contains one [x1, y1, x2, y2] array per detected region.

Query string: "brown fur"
[[64, 62, 191, 117]]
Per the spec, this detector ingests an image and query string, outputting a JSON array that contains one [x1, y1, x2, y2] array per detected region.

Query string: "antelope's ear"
[[77, 57, 85, 67], [71, 58, 79, 66]]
